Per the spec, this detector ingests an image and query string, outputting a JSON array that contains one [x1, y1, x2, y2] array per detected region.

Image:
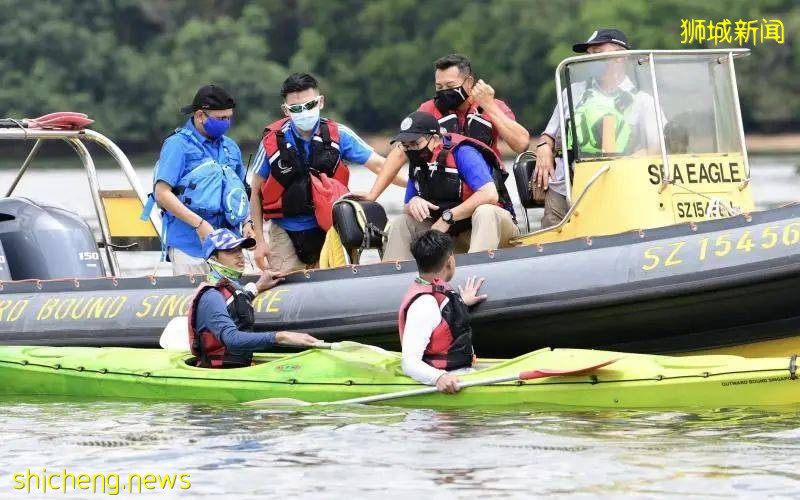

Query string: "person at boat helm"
[[188, 228, 319, 368], [355, 53, 530, 204], [381, 111, 519, 261], [534, 28, 663, 228], [398, 230, 487, 393], [148, 84, 250, 276], [249, 73, 405, 274]]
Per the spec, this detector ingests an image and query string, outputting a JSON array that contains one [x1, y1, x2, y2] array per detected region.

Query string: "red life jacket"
[[397, 278, 475, 371], [260, 117, 350, 221], [187, 280, 256, 368], [410, 133, 515, 233], [419, 99, 500, 156]]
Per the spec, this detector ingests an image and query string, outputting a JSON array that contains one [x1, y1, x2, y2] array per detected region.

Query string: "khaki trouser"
[[169, 247, 209, 276], [267, 222, 318, 274], [382, 205, 520, 261], [540, 189, 569, 229]]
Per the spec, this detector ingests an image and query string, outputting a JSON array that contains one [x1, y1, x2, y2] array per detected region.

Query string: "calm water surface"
[[1, 153, 800, 498], [1, 402, 799, 498]]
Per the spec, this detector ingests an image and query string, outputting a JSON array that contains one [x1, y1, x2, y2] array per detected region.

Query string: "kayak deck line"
[[0, 354, 796, 388]]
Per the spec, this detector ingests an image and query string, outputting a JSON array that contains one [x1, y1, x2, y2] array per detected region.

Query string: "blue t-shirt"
[[194, 288, 277, 355], [154, 119, 246, 258], [252, 119, 374, 232], [405, 142, 505, 211]]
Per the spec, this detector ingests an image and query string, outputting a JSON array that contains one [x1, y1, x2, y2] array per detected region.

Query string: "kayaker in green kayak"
[[398, 230, 487, 394], [188, 228, 318, 368]]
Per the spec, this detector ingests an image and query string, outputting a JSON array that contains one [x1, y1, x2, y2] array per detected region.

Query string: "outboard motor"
[[0, 197, 105, 280]]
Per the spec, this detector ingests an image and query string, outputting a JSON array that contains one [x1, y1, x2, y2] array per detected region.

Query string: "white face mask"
[[290, 108, 320, 132]]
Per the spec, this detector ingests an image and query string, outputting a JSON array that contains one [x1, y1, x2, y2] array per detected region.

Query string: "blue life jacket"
[[142, 128, 249, 228]]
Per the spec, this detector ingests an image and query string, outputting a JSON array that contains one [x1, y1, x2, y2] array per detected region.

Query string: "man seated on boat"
[[357, 53, 530, 203], [382, 111, 519, 261], [147, 85, 251, 275], [534, 29, 663, 228], [398, 230, 487, 393], [249, 73, 404, 274], [189, 228, 318, 368]]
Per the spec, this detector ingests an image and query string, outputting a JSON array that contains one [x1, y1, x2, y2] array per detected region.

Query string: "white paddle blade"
[[159, 316, 190, 350]]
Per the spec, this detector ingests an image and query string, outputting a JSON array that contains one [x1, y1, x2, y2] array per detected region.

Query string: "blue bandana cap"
[[202, 228, 256, 260]]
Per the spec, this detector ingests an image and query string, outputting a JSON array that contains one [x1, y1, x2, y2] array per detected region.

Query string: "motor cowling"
[[0, 197, 105, 280]]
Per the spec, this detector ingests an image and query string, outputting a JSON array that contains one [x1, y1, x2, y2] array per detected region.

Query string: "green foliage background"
[[0, 0, 796, 146]]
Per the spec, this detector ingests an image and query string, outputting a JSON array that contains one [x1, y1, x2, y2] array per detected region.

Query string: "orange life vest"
[[259, 117, 350, 220], [398, 278, 475, 371], [187, 280, 255, 368]]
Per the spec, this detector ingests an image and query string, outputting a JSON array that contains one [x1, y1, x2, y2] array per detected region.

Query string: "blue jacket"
[[153, 119, 246, 258]]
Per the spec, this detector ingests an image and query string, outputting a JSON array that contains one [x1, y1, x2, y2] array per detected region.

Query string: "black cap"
[[573, 29, 630, 53], [180, 85, 236, 114], [390, 112, 441, 144]]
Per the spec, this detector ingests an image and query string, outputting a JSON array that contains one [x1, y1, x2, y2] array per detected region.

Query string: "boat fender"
[[790, 354, 797, 380]]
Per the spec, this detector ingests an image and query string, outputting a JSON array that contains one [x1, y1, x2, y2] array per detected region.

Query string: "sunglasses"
[[284, 96, 323, 114]]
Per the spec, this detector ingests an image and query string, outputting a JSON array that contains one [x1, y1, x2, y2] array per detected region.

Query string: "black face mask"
[[404, 142, 434, 165], [434, 86, 468, 113]]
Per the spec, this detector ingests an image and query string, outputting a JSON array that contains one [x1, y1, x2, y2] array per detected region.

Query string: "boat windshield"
[[561, 51, 747, 163]]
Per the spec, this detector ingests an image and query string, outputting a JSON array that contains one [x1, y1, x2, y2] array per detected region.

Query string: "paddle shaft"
[[322, 374, 522, 406]]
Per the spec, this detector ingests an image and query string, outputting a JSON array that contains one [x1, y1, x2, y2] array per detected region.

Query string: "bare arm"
[[534, 134, 557, 189], [154, 181, 213, 238], [482, 101, 530, 153], [365, 147, 408, 201], [362, 151, 407, 188], [430, 182, 498, 233], [449, 182, 499, 221], [470, 80, 530, 153], [249, 173, 270, 270]]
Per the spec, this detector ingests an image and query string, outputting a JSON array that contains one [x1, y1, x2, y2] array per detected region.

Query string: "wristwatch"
[[244, 282, 259, 299], [441, 209, 455, 225]]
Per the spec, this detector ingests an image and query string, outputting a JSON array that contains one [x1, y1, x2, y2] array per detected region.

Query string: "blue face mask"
[[202, 113, 231, 139]]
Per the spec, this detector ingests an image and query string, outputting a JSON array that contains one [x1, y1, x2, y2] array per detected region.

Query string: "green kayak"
[[0, 345, 797, 408]]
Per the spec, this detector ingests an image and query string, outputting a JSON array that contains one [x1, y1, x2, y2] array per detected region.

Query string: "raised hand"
[[470, 79, 496, 109], [458, 275, 488, 306]]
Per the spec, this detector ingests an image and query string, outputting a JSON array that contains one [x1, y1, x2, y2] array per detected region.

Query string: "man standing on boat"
[[358, 53, 530, 203], [398, 230, 487, 393], [381, 111, 519, 261], [189, 228, 318, 368], [249, 73, 402, 273], [534, 29, 662, 228], [148, 85, 250, 275]]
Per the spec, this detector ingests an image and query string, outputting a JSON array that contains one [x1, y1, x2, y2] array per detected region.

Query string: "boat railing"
[[511, 163, 611, 244], [0, 127, 162, 277], [554, 48, 751, 204]]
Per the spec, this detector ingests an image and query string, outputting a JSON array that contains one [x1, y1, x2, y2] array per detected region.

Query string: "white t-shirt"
[[401, 294, 473, 385], [542, 77, 663, 196]]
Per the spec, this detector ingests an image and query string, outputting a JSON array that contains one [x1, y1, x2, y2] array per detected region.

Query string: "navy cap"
[[390, 111, 441, 143], [573, 29, 630, 53], [181, 85, 236, 114], [202, 228, 255, 260]]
